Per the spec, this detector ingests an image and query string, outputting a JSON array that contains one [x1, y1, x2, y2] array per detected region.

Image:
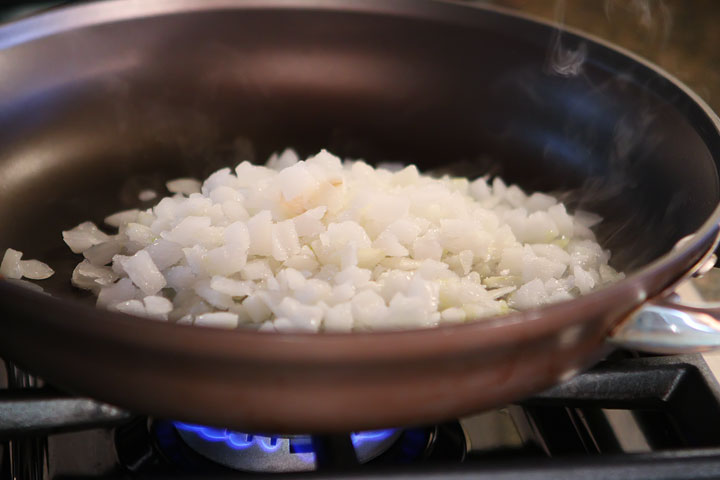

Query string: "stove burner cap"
[[174, 422, 401, 472]]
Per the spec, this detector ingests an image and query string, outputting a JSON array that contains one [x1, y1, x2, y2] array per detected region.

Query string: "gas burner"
[[132, 419, 464, 474], [173, 422, 402, 472]]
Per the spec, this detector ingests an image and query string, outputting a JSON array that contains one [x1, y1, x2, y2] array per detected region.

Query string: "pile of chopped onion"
[[2, 149, 623, 331]]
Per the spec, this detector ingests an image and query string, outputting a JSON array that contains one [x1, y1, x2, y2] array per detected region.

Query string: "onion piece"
[[19, 260, 54, 280], [0, 248, 23, 279]]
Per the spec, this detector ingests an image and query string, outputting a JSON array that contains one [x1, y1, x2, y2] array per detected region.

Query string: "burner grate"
[[2, 354, 720, 478], [517, 355, 720, 455]]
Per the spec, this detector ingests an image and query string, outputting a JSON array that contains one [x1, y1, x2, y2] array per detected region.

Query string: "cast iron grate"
[[2, 354, 720, 479]]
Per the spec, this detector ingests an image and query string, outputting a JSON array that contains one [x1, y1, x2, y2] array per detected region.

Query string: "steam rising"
[[547, 35, 587, 78], [545, 0, 587, 77], [535, 0, 687, 271]]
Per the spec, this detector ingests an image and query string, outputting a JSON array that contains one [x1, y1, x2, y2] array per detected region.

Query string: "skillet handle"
[[609, 255, 720, 353], [609, 296, 720, 353]]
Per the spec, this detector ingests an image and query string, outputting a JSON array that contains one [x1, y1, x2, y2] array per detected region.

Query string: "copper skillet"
[[0, 0, 719, 433]]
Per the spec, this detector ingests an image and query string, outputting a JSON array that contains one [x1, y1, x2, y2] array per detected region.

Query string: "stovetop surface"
[[4, 352, 720, 479]]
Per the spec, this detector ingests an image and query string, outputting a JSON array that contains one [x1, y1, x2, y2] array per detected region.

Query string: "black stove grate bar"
[[523, 355, 720, 408], [311, 434, 360, 469], [521, 355, 720, 450], [520, 405, 603, 456], [0, 390, 131, 439]]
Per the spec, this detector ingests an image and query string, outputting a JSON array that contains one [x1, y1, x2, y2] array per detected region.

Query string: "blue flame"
[[174, 422, 396, 454], [351, 429, 395, 446]]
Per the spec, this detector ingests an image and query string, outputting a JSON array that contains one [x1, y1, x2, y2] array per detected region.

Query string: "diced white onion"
[[166, 178, 202, 195], [0, 248, 23, 279], [1, 248, 54, 282], [52, 149, 622, 331], [62, 222, 110, 254]]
